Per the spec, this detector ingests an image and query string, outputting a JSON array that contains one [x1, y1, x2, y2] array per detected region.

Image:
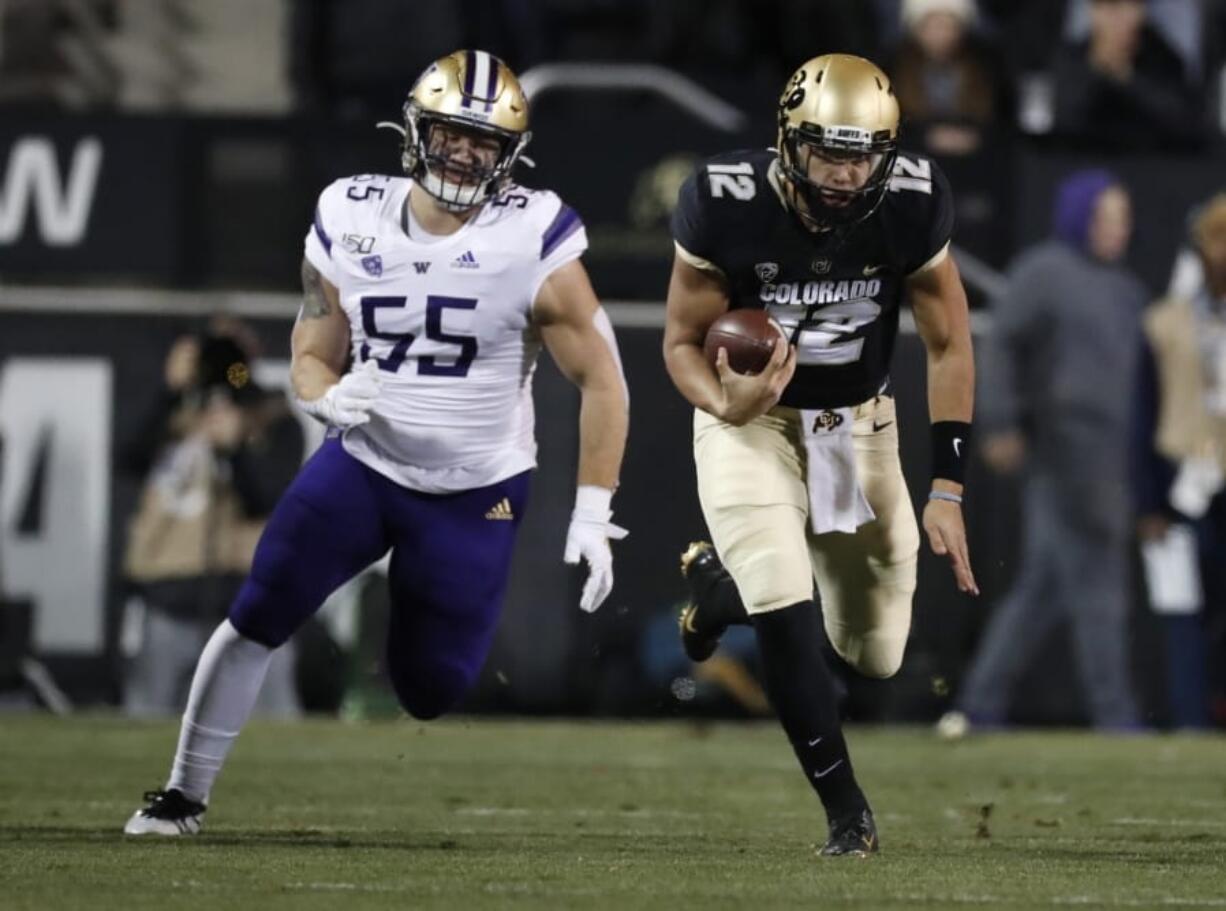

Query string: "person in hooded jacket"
[[940, 169, 1147, 734]]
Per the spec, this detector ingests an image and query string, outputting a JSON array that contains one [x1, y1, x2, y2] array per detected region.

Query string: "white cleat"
[[123, 789, 206, 836]]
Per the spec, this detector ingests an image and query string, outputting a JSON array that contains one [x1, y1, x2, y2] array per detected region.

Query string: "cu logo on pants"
[[811, 410, 844, 433]]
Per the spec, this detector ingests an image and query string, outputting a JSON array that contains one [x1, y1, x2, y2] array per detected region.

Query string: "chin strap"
[[376, 119, 531, 206]]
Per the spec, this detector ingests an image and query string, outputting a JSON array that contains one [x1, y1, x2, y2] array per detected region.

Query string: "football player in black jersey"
[[663, 54, 977, 857]]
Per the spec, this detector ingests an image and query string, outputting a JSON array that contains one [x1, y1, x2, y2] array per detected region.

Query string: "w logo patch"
[[413, 261, 431, 274], [361, 254, 383, 277]]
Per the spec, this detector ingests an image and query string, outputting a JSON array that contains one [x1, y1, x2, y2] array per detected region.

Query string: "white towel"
[[799, 407, 875, 534], [1140, 523, 1202, 616]]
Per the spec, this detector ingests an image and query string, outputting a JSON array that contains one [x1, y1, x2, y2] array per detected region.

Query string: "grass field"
[[1, 716, 1223, 910]]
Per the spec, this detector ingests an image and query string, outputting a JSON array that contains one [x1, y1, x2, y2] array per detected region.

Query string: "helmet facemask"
[[401, 103, 530, 213], [778, 123, 897, 234]]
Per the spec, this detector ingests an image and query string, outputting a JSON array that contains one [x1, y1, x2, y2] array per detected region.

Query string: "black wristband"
[[931, 421, 971, 485]]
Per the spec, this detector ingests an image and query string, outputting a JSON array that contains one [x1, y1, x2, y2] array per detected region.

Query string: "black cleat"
[[123, 788, 206, 836], [678, 541, 732, 663], [818, 808, 879, 857]]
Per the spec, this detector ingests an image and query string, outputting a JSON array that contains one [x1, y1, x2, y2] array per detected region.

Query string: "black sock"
[[693, 573, 750, 633], [752, 600, 869, 822]]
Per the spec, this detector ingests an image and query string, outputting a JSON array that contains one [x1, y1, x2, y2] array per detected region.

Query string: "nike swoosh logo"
[[680, 606, 700, 634], [953, 437, 963, 457], [813, 759, 844, 779], [872, 421, 893, 433], [862, 264, 887, 277], [807, 736, 823, 747]]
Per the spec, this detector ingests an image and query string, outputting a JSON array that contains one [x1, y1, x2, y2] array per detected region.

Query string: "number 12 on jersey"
[[707, 162, 756, 201], [360, 295, 479, 377]]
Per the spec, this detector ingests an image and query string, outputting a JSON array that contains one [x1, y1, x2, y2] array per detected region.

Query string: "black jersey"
[[671, 148, 954, 409]]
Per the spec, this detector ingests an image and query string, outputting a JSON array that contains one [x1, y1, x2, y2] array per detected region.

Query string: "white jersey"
[[303, 174, 587, 493]]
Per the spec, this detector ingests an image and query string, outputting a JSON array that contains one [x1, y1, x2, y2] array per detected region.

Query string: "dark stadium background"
[[2, 0, 1224, 727]]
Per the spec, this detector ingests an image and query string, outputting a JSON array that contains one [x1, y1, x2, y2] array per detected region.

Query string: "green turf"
[[1, 716, 1223, 910]]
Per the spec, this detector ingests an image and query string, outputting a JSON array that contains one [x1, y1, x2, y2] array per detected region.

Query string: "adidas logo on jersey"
[[485, 498, 514, 520], [452, 250, 479, 269]]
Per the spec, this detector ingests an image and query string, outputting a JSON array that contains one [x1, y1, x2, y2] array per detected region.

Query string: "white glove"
[[563, 485, 629, 613], [1169, 455, 1226, 519], [297, 360, 383, 428]]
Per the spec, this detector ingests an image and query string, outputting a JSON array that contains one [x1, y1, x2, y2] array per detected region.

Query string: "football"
[[702, 309, 783, 375]]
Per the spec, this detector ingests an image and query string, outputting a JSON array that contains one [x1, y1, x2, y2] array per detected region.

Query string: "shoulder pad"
[[481, 186, 584, 260]]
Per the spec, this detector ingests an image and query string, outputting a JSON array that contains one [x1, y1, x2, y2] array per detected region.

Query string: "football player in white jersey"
[[125, 50, 629, 836]]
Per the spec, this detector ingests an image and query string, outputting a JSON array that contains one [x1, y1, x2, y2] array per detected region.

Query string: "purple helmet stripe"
[[461, 49, 477, 108], [313, 207, 332, 255], [541, 204, 583, 259], [484, 55, 498, 112]]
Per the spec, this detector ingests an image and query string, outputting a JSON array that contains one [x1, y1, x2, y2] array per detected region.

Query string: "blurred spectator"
[[1133, 191, 1226, 728], [121, 324, 304, 717], [943, 171, 1147, 733], [977, 0, 1074, 74], [1050, 0, 1204, 150], [1066, 0, 1204, 81], [887, 0, 1014, 155]]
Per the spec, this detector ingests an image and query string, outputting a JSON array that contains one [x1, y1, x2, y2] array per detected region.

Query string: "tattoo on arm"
[[300, 260, 332, 318]]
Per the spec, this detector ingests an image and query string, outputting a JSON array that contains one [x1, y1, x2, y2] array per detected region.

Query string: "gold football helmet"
[[391, 50, 531, 212], [775, 54, 900, 231]]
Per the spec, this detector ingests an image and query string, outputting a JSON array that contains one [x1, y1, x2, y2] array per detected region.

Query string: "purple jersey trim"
[[541, 204, 582, 259], [313, 207, 332, 255]]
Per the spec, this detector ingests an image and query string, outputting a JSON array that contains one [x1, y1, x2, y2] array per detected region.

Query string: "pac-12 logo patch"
[[811, 258, 832, 275], [755, 261, 779, 282], [361, 254, 383, 277]]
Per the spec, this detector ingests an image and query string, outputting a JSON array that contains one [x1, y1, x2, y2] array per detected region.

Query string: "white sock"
[[166, 619, 275, 804]]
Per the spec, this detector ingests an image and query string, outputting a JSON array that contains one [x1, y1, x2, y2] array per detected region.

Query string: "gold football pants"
[[693, 396, 919, 678]]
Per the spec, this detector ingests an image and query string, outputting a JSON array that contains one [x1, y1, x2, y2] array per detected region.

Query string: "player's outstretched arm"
[[535, 258, 628, 491], [292, 259, 381, 428], [908, 250, 979, 595], [535, 258, 630, 613], [662, 252, 794, 426]]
